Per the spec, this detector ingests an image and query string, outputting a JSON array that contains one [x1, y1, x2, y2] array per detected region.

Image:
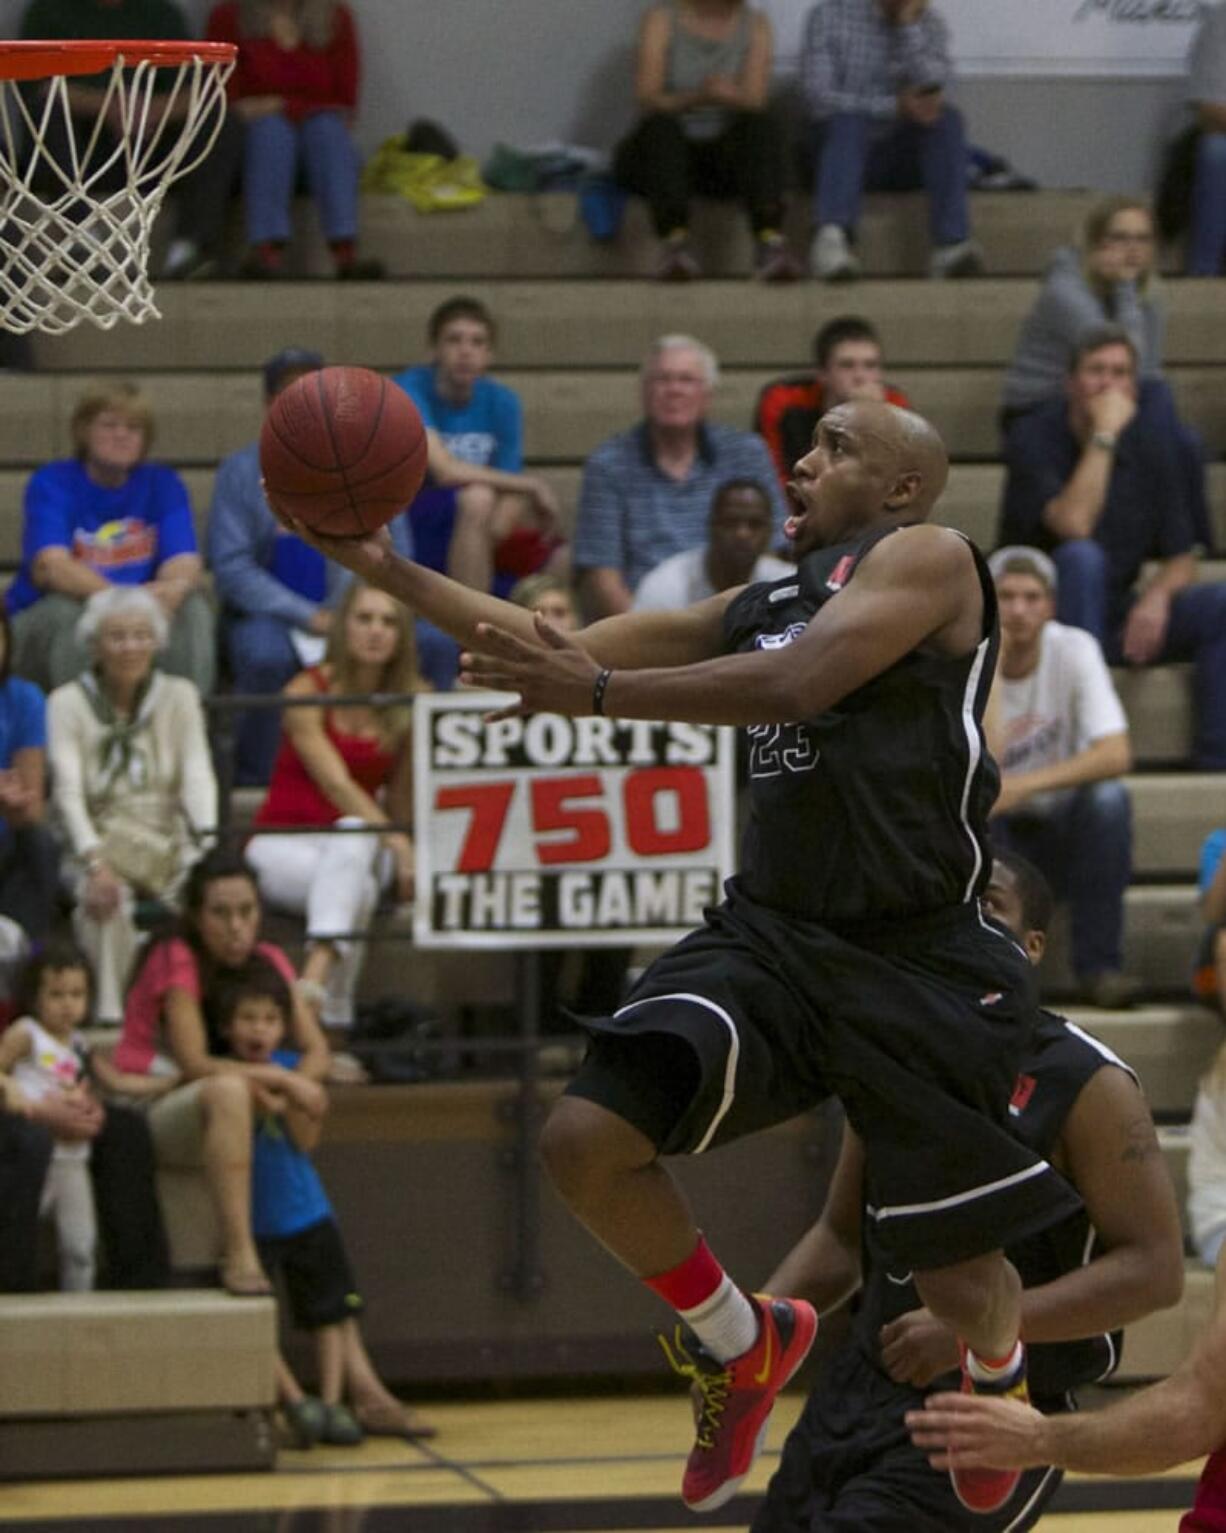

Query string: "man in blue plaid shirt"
[[802, 0, 983, 282]]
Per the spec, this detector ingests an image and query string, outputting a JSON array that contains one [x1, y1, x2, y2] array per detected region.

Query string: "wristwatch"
[[1090, 431, 1118, 453]]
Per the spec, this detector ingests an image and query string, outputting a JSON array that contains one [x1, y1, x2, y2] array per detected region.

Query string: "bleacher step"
[[29, 274, 1226, 374], [1129, 775, 1224, 875], [1159, 1124, 1191, 1226], [1058, 1004, 1220, 1117], [1117, 1260, 1216, 1381], [121, 189, 1123, 282], [0, 1290, 275, 1416], [4, 363, 1226, 467]]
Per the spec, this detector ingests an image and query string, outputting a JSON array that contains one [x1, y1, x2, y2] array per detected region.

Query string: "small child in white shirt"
[[0, 945, 100, 1289]]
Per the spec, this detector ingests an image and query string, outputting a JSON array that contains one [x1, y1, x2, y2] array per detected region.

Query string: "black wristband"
[[592, 668, 613, 717]]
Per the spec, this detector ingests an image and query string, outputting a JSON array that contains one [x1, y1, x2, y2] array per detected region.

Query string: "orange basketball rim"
[[0, 39, 236, 335]]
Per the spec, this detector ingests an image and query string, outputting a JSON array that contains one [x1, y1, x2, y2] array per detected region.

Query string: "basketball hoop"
[[0, 40, 236, 334]]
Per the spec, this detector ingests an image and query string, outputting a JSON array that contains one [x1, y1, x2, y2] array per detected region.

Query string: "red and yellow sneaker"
[[657, 1293, 818, 1513], [950, 1341, 1030, 1514]]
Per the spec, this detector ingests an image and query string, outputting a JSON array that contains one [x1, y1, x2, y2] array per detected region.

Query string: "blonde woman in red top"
[[245, 582, 421, 1052], [205, 0, 382, 279]]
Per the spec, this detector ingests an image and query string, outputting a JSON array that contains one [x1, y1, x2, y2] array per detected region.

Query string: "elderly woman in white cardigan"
[[48, 587, 217, 1023]]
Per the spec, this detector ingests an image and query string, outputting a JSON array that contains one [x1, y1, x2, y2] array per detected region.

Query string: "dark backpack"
[[349, 997, 441, 1084]]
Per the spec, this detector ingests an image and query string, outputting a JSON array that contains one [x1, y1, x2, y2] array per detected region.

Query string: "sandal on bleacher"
[[327, 1050, 370, 1085]]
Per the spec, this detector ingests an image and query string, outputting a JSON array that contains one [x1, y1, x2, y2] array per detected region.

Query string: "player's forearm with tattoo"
[[1017, 1071, 1182, 1345]]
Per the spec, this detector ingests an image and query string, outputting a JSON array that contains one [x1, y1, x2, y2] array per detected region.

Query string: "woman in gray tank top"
[[613, 1, 798, 281]]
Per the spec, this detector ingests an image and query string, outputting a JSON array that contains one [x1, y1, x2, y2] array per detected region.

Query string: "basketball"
[[259, 365, 429, 538]]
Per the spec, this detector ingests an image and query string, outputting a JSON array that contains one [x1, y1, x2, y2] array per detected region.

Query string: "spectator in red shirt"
[[244, 581, 422, 1054], [205, 0, 382, 279], [755, 316, 912, 488]]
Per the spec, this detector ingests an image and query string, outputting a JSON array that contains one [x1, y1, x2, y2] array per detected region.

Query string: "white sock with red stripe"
[[644, 1235, 759, 1363], [966, 1340, 1024, 1387], [679, 1274, 759, 1362]]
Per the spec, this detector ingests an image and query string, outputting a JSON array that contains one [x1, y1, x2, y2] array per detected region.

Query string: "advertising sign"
[[413, 694, 737, 949]]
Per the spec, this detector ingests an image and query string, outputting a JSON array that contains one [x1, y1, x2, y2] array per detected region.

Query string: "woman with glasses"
[[47, 587, 217, 1024], [1003, 197, 1162, 420]]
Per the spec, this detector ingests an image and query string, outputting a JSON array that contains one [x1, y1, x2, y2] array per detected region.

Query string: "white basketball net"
[[0, 51, 234, 334]]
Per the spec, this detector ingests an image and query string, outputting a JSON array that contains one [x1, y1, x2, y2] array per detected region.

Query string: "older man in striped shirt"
[[802, 0, 983, 282], [572, 334, 787, 620]]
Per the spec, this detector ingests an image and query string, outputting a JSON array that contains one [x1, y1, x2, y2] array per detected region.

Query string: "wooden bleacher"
[[0, 1290, 276, 1477]]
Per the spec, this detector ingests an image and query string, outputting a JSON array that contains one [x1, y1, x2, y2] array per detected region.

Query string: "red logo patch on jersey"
[[825, 554, 856, 591], [1010, 1073, 1036, 1113]]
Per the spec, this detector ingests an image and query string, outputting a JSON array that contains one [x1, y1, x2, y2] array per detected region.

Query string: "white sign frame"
[[412, 693, 737, 951], [765, 0, 1206, 79]]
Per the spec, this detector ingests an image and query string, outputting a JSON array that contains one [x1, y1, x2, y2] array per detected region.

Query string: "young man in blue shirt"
[[392, 297, 564, 598]]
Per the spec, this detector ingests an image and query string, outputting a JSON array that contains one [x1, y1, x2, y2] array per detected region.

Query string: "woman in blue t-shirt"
[[7, 381, 216, 698], [0, 604, 60, 948]]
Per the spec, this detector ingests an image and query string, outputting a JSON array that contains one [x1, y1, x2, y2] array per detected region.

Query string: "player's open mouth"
[[784, 484, 809, 541]]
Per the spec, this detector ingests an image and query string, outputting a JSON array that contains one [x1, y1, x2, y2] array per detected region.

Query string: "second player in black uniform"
[[275, 400, 1084, 1516], [755, 852, 1184, 1531]]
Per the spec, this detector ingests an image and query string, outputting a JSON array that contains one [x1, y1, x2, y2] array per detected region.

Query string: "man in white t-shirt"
[[633, 479, 793, 611], [987, 547, 1138, 1009]]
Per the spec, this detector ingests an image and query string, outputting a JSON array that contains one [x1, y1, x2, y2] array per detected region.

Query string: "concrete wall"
[[0, 0, 1182, 192]]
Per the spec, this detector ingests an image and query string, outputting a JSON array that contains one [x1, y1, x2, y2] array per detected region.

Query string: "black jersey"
[[723, 522, 1000, 923], [851, 1010, 1135, 1404]]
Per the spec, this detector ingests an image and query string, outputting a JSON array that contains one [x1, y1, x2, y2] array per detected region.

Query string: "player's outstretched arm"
[[273, 519, 734, 671], [907, 1245, 1226, 1475], [462, 523, 975, 725]]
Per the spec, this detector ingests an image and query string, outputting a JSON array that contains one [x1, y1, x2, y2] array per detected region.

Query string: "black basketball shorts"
[[566, 885, 1081, 1270], [257, 1216, 364, 1331]]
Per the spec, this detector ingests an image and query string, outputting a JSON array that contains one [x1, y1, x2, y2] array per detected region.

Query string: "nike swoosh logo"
[[769, 585, 799, 603], [886, 1269, 914, 1286], [753, 1321, 774, 1384]]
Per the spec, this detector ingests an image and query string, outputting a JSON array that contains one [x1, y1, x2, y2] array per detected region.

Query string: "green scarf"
[[76, 669, 161, 793]]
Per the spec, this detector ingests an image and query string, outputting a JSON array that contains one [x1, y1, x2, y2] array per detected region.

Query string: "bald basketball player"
[[277, 400, 1080, 1516]]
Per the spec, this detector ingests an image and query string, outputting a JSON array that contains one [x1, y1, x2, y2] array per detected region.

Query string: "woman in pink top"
[[908, 1242, 1226, 1529], [104, 846, 329, 1295]]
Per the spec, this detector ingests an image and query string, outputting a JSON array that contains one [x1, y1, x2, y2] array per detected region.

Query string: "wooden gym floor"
[[0, 1393, 1201, 1531]]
